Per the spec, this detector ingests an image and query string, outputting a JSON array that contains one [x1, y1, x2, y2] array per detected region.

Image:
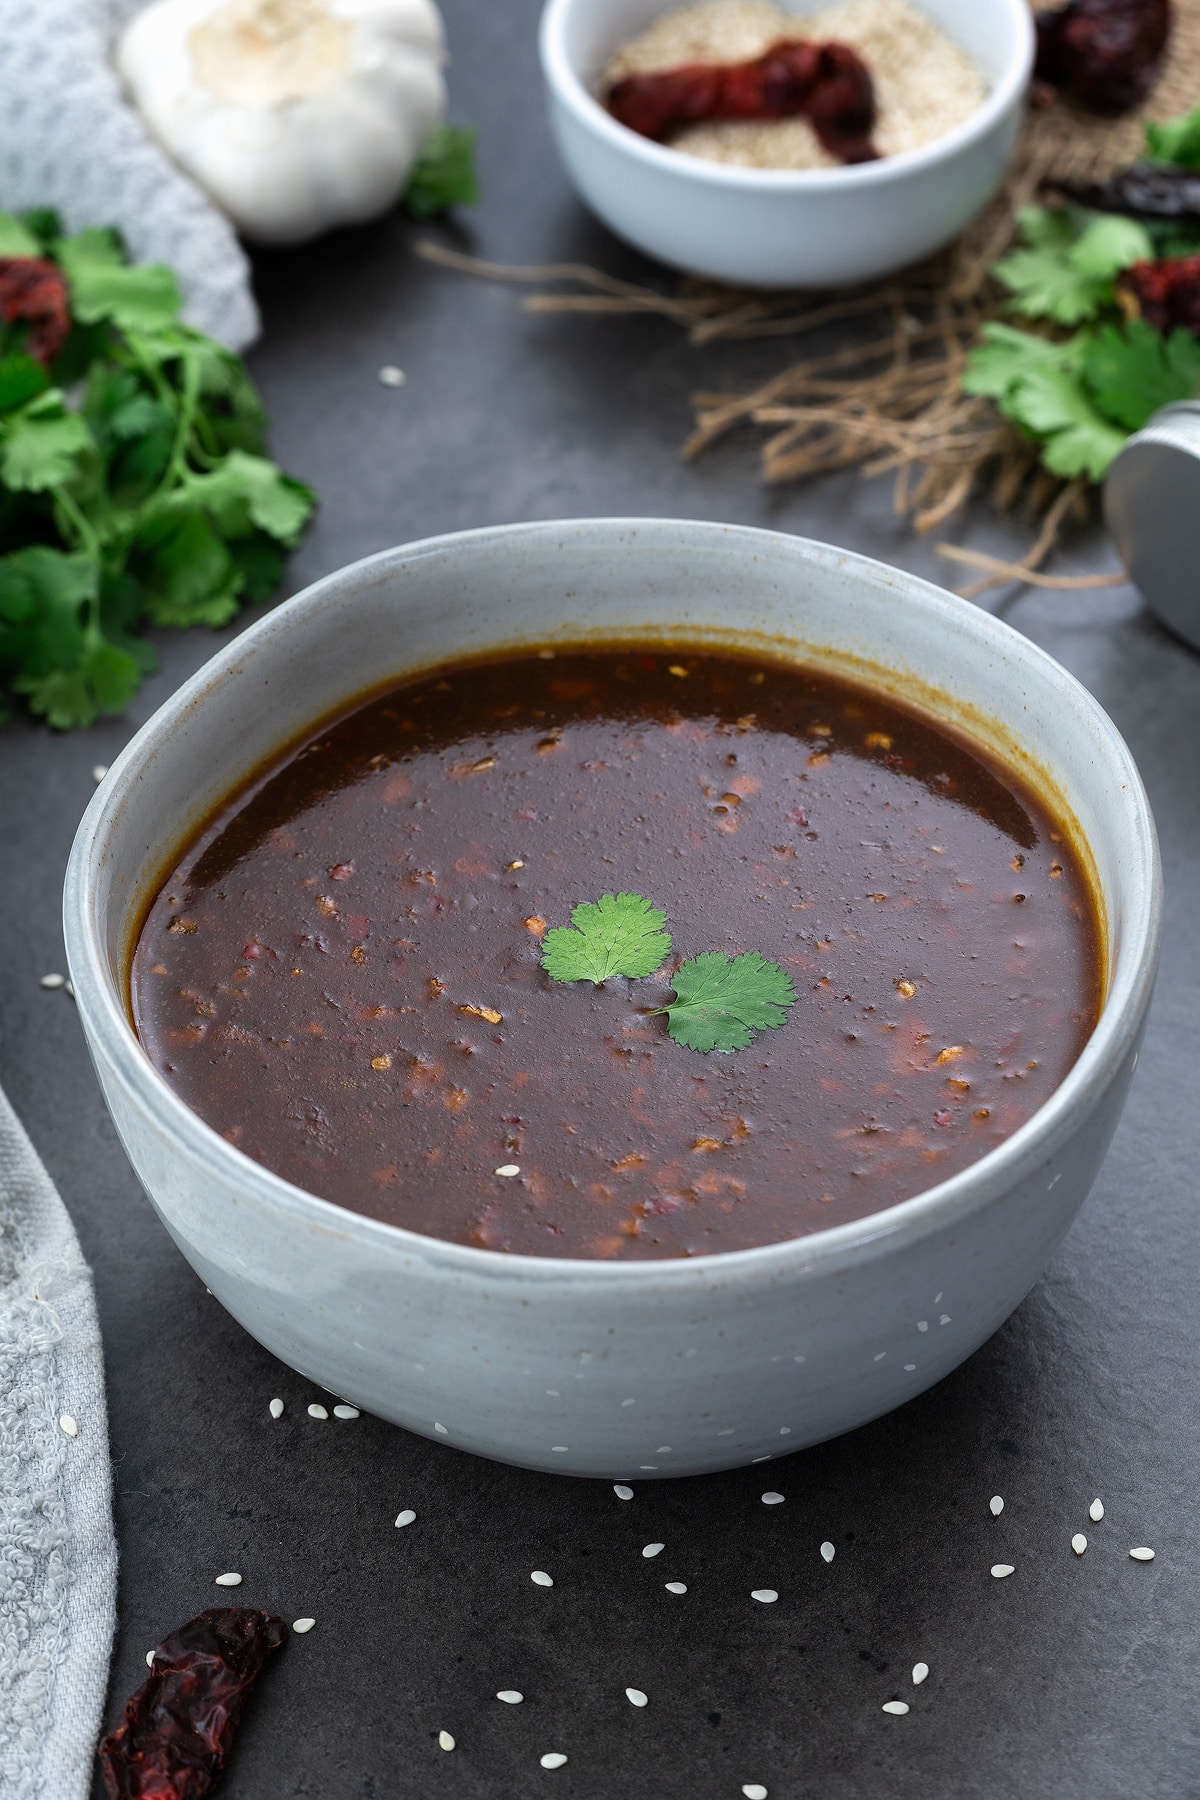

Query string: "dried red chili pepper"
[[607, 38, 879, 164], [98, 1607, 286, 1800], [1119, 254, 1200, 335], [1034, 0, 1171, 116], [0, 256, 71, 366]]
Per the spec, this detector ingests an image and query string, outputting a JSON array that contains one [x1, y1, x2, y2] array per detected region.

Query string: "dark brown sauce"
[[131, 646, 1103, 1259]]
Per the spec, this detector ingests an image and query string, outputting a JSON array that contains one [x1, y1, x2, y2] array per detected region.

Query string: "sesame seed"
[[434, 1422, 448, 1434], [92, 765, 109, 783], [750, 1456, 771, 1464], [882, 1700, 910, 1715], [540, 1752, 568, 1769], [665, 1582, 687, 1594], [497, 1690, 524, 1704], [750, 1588, 778, 1603], [626, 1687, 648, 1707], [531, 1570, 554, 1586], [989, 1496, 1004, 1517], [743, 1787, 769, 1800], [917, 1320, 928, 1332], [307, 1403, 328, 1419], [215, 1572, 242, 1587], [642, 1542, 664, 1558], [1089, 1498, 1104, 1522], [438, 1730, 455, 1752], [395, 1509, 417, 1528], [292, 1618, 315, 1634], [820, 1541, 835, 1563], [507, 860, 525, 870], [761, 1492, 784, 1505], [269, 1398, 284, 1419], [495, 1164, 521, 1177], [1130, 1547, 1155, 1561], [903, 1363, 917, 1371], [40, 973, 65, 990], [333, 1404, 360, 1419], [378, 365, 407, 388], [1072, 1534, 1087, 1555], [64, 981, 74, 998], [146, 1650, 154, 1667], [668, 665, 689, 677], [991, 1564, 1015, 1578], [613, 1484, 634, 1500], [551, 1446, 569, 1453], [912, 1662, 929, 1685], [58, 1414, 78, 1438]]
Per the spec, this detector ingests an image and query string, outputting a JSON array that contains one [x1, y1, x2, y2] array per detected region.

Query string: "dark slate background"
[[1, 2, 1197, 1795]]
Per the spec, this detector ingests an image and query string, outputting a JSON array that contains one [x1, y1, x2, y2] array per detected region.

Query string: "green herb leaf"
[[182, 451, 315, 547], [403, 125, 480, 219], [0, 547, 95, 680], [993, 206, 1153, 326], [1145, 102, 1200, 168], [1068, 213, 1155, 279], [656, 951, 797, 1054], [1004, 362, 1127, 480], [0, 212, 44, 257], [1081, 317, 1200, 430], [962, 322, 1084, 404], [0, 392, 92, 491], [57, 229, 183, 333], [15, 635, 141, 729], [0, 353, 51, 415], [541, 892, 672, 985]]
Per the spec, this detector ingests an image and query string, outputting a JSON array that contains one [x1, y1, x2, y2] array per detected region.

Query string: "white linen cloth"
[[0, 1084, 117, 1800], [0, 0, 259, 350]]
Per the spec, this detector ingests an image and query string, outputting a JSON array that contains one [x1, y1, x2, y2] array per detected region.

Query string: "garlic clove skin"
[[116, 0, 447, 246]]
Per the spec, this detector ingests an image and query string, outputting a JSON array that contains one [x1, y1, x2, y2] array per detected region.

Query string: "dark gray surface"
[[2, 3, 1199, 1795]]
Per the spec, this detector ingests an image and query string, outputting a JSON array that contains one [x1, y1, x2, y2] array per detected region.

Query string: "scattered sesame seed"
[[750, 1456, 772, 1464], [626, 1687, 648, 1707], [531, 1570, 554, 1587], [495, 1164, 521, 1177], [751, 1588, 778, 1603], [92, 765, 108, 783], [613, 1484, 634, 1500], [292, 1618, 315, 1634], [540, 1752, 568, 1769], [1072, 1534, 1088, 1555], [497, 1690, 524, 1704], [743, 1787, 768, 1800], [307, 1403, 328, 1419], [820, 1541, 835, 1563], [989, 1496, 1004, 1517], [551, 1446, 569, 1453], [668, 665, 689, 677], [395, 1509, 417, 1528], [882, 1701, 910, 1715], [378, 365, 407, 388], [903, 1363, 917, 1371], [269, 1398, 284, 1419], [1090, 1498, 1104, 1522], [40, 973, 65, 990], [642, 1543, 664, 1558], [912, 1662, 929, 1685], [761, 1492, 785, 1505], [664, 1582, 688, 1594], [1130, 1547, 1155, 1561], [215, 1573, 242, 1587], [991, 1564, 1015, 1579], [333, 1404, 360, 1419], [917, 1320, 928, 1332], [438, 1730, 455, 1752], [434, 1422, 448, 1434], [507, 860, 525, 870], [145, 1650, 154, 1667], [58, 1414, 78, 1438], [63, 981, 74, 999]]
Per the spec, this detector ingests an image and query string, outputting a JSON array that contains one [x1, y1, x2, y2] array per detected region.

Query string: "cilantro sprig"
[[403, 126, 480, 220], [539, 890, 796, 1054], [0, 209, 315, 728]]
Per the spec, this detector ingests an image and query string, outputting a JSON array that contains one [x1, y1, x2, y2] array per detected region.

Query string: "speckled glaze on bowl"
[[63, 521, 1160, 1478], [539, 0, 1034, 287]]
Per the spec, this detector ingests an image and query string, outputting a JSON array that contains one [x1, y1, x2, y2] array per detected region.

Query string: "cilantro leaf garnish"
[[541, 893, 672, 984], [992, 206, 1153, 326], [655, 951, 797, 1054], [1145, 101, 1200, 170], [403, 126, 480, 220]]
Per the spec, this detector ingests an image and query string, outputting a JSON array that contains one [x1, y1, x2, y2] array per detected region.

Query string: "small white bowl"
[[64, 520, 1159, 1479], [539, 0, 1034, 287]]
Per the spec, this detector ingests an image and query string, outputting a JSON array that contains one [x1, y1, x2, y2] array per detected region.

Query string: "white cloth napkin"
[[0, 0, 259, 350], [0, 1084, 117, 1800]]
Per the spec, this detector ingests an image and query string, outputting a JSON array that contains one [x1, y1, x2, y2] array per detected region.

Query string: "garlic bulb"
[[116, 0, 447, 245]]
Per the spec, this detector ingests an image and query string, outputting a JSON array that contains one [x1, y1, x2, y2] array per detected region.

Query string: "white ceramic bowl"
[[539, 0, 1034, 286], [64, 521, 1160, 1479]]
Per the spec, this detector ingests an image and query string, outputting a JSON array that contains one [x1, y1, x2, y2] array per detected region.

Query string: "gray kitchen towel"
[[0, 0, 259, 350], [0, 1083, 117, 1800]]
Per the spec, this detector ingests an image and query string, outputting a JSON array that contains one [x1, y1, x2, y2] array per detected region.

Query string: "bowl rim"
[[64, 518, 1161, 1291], [538, 0, 1036, 194]]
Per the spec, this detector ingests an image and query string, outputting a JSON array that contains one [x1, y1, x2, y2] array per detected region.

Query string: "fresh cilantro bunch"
[[540, 890, 797, 1055], [0, 209, 315, 729], [965, 202, 1200, 481]]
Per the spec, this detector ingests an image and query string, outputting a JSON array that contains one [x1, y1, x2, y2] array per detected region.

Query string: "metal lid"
[[1104, 403, 1200, 653]]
